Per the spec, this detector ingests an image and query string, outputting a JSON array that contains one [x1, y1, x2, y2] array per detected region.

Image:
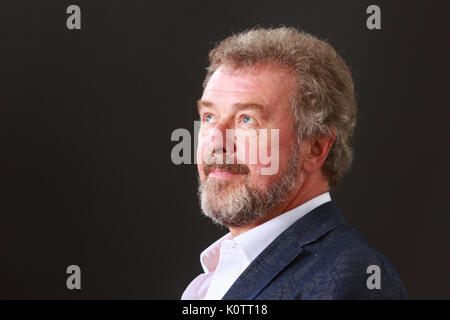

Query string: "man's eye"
[[241, 115, 256, 124], [204, 114, 215, 122]]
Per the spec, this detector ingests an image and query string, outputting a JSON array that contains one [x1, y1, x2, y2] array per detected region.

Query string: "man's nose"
[[207, 123, 236, 156]]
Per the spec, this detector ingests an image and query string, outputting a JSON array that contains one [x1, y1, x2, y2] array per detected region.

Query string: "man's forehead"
[[203, 63, 296, 107], [205, 66, 263, 93], [205, 63, 295, 92]]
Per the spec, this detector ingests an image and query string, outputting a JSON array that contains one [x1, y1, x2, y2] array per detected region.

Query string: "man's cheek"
[[259, 128, 280, 176], [237, 128, 280, 176], [247, 165, 272, 188], [196, 140, 204, 165], [234, 128, 258, 165], [197, 137, 212, 165]]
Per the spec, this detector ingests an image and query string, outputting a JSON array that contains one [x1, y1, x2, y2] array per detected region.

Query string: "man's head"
[[196, 27, 357, 229]]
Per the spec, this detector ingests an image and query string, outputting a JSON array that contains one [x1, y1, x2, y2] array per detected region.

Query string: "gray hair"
[[203, 26, 357, 186]]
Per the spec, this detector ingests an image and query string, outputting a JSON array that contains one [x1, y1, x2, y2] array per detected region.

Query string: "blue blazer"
[[222, 201, 407, 299]]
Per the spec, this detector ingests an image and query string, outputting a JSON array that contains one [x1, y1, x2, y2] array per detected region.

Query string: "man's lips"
[[208, 170, 245, 178]]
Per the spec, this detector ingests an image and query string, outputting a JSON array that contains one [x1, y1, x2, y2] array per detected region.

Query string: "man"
[[182, 27, 407, 299]]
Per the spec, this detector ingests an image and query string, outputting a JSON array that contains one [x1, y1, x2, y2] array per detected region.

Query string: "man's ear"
[[301, 128, 336, 173]]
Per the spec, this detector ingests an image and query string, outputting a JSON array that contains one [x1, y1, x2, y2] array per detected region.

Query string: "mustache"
[[202, 163, 250, 176], [201, 153, 249, 176]]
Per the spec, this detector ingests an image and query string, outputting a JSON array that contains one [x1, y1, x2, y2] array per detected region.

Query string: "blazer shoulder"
[[299, 224, 408, 299]]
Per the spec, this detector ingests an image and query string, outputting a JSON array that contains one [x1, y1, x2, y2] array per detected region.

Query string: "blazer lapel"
[[222, 200, 346, 300]]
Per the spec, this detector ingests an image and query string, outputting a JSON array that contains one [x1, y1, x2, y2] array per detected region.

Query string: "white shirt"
[[181, 192, 331, 300]]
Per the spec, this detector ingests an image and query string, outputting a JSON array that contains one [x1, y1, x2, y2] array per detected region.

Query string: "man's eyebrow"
[[197, 100, 213, 113], [197, 100, 267, 114]]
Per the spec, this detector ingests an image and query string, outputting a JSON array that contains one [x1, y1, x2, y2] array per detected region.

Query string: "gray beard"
[[198, 147, 300, 228]]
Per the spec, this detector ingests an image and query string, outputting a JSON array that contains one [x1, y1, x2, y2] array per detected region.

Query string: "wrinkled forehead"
[[205, 63, 296, 94], [203, 63, 297, 109]]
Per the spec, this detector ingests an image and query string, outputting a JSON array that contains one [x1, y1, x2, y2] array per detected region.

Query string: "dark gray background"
[[0, 0, 448, 299]]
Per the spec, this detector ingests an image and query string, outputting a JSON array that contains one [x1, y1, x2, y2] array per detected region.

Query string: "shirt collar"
[[200, 233, 233, 273], [199, 192, 331, 273]]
